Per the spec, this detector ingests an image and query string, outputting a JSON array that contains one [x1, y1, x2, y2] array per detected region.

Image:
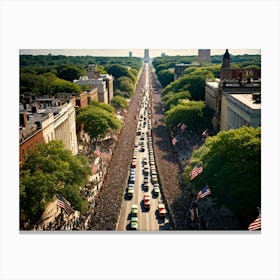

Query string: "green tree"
[[164, 100, 210, 130], [163, 91, 191, 112], [51, 78, 82, 93], [163, 71, 214, 101], [56, 65, 82, 82], [111, 96, 128, 111], [184, 126, 261, 228], [20, 141, 91, 224], [157, 69, 174, 87], [117, 76, 134, 96], [77, 102, 121, 141]]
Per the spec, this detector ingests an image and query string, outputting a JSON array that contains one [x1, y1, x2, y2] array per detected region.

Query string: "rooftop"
[[229, 93, 261, 110]]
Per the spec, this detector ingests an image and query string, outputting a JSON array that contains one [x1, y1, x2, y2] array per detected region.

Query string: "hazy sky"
[[19, 49, 261, 58]]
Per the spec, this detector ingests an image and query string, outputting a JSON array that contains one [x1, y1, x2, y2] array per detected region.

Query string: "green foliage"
[[51, 78, 82, 93], [117, 76, 134, 96], [20, 141, 91, 223], [163, 70, 214, 101], [56, 65, 82, 82], [20, 70, 82, 95], [77, 101, 121, 140], [20, 55, 143, 70], [164, 101, 209, 130], [106, 64, 135, 82], [184, 126, 261, 227], [157, 69, 174, 87], [88, 100, 114, 113], [114, 89, 131, 99], [111, 96, 128, 110], [163, 91, 191, 112]]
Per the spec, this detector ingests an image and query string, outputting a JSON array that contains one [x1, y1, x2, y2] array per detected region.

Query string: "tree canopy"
[[111, 95, 128, 111], [162, 70, 214, 101], [184, 126, 261, 228], [164, 100, 212, 131], [77, 101, 121, 141], [163, 91, 191, 112], [56, 65, 83, 82], [157, 69, 174, 88], [20, 141, 91, 224]]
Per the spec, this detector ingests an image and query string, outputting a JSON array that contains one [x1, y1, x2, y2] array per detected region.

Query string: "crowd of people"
[[89, 67, 147, 230], [148, 70, 196, 230]]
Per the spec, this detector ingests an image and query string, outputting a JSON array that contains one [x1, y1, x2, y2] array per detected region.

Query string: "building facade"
[[222, 93, 261, 130], [20, 95, 78, 168]]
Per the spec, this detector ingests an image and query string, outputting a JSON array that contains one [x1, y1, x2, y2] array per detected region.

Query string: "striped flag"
[[56, 195, 74, 215], [172, 137, 177, 146], [189, 164, 203, 180], [195, 185, 211, 202], [248, 215, 261, 231]]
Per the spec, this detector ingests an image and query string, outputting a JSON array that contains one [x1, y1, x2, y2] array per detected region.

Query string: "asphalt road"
[[116, 64, 172, 231]]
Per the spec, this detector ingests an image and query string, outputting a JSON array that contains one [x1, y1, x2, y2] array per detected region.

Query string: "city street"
[[116, 64, 171, 230]]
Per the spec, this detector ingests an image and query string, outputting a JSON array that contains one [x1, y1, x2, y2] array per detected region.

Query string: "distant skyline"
[[19, 49, 261, 58]]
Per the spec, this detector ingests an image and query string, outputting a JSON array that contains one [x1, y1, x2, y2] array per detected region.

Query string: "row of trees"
[[20, 55, 143, 71], [106, 64, 139, 98]]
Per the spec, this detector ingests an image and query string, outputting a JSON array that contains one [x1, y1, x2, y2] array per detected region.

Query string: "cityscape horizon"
[[19, 48, 261, 58]]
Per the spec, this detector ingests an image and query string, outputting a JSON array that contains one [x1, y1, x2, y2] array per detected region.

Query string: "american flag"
[[195, 185, 211, 202], [56, 195, 74, 215], [248, 215, 261, 231], [172, 137, 177, 146], [189, 164, 203, 180]]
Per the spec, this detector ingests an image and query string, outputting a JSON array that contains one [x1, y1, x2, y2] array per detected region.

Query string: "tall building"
[[144, 49, 149, 63], [129, 51, 132, 57], [198, 49, 211, 64]]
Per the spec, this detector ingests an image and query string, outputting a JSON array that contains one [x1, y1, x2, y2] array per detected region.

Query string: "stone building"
[[205, 49, 261, 132], [19, 95, 78, 168]]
